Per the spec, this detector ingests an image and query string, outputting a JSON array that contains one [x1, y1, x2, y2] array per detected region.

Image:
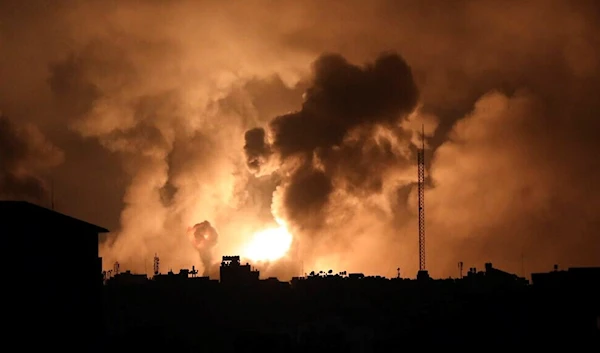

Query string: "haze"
[[1, 0, 599, 279]]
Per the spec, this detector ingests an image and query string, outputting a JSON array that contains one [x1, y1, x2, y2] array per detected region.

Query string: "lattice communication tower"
[[418, 124, 426, 272]]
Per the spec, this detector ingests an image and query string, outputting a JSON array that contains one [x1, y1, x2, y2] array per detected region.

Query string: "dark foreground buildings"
[[104, 257, 600, 351], [0, 201, 108, 350], [2, 200, 598, 351]]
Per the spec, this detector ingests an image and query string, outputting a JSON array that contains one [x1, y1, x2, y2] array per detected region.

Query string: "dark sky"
[[1, 0, 599, 278]]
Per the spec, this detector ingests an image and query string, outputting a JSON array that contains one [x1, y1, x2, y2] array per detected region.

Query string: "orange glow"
[[242, 219, 293, 262]]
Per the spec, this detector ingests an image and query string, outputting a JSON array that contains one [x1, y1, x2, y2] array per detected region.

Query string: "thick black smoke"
[[188, 221, 219, 276], [244, 52, 419, 231], [243, 128, 272, 174], [0, 114, 64, 202]]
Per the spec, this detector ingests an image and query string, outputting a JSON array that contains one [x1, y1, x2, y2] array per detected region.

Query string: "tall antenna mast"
[[417, 124, 428, 279]]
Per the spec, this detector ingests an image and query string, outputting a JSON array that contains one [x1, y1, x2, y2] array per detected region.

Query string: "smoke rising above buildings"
[[1, 0, 599, 278], [188, 221, 219, 276], [244, 52, 419, 234]]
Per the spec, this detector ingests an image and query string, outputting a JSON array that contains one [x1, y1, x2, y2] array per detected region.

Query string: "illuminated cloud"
[[0, 114, 64, 202], [1, 0, 599, 278]]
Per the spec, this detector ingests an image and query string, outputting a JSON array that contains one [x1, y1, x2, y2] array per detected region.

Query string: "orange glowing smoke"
[[187, 221, 218, 250], [242, 218, 293, 262]]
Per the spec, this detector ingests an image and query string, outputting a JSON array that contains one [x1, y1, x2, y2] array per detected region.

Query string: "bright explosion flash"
[[242, 220, 293, 262]]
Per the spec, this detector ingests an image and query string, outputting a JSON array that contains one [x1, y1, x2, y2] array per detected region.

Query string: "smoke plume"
[[2, 0, 599, 278], [244, 53, 419, 238], [0, 114, 64, 202], [188, 221, 219, 276]]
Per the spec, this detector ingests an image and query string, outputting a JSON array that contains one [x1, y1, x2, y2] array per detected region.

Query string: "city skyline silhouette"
[[2, 0, 600, 350]]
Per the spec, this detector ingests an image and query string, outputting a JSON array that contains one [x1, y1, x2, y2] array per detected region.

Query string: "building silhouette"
[[220, 255, 259, 286], [2, 200, 597, 350], [102, 256, 599, 350], [532, 265, 600, 290], [0, 201, 108, 350]]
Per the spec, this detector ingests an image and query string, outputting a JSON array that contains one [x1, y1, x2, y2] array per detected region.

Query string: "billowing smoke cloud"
[[0, 114, 64, 202], [188, 221, 219, 276], [25, 3, 313, 274], [244, 53, 419, 236], [427, 88, 600, 275], [2, 0, 599, 279], [244, 128, 272, 174]]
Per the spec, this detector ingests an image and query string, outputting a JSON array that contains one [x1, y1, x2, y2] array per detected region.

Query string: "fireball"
[[242, 218, 293, 262], [188, 221, 218, 250]]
